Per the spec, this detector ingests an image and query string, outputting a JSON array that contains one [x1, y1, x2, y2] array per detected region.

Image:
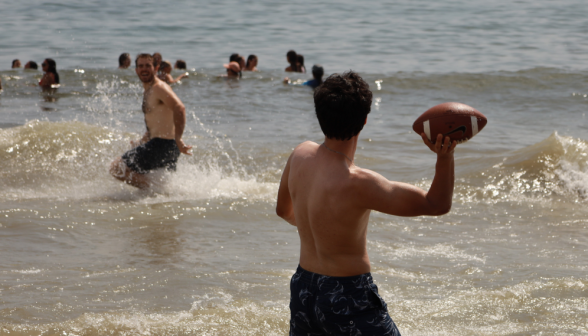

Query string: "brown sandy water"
[[1, 0, 588, 333]]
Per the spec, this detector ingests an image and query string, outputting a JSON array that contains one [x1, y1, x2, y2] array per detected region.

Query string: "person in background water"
[[303, 64, 324, 89], [109, 53, 192, 189], [152, 52, 162, 70], [297, 54, 306, 73], [118, 53, 131, 69], [283, 64, 324, 89], [174, 59, 187, 70], [235, 56, 246, 75], [12, 59, 21, 68], [229, 53, 240, 63], [158, 60, 187, 84], [276, 71, 457, 335], [244, 55, 258, 71], [221, 61, 241, 78], [285, 50, 301, 72], [24, 61, 38, 70], [39, 58, 59, 87]]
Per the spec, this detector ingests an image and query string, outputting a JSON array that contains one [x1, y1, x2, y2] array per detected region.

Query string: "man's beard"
[[139, 72, 155, 83]]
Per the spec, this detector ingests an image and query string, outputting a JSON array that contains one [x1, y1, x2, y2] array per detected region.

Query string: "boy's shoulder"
[[292, 141, 320, 157]]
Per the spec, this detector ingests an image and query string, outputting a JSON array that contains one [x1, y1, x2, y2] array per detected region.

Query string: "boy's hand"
[[421, 133, 457, 155]]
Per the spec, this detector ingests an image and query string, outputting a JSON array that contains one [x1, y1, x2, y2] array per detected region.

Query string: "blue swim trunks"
[[289, 265, 401, 336]]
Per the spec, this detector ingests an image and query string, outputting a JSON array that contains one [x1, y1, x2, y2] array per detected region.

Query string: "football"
[[412, 102, 487, 144]]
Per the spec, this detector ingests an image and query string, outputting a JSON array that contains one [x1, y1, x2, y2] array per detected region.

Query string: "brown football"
[[412, 102, 487, 144]]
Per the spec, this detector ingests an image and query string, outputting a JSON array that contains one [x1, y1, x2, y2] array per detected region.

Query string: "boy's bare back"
[[282, 141, 371, 276], [278, 134, 455, 277]]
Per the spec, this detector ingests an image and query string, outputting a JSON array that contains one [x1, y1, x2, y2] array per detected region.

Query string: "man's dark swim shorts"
[[289, 265, 401, 336], [121, 138, 180, 174]]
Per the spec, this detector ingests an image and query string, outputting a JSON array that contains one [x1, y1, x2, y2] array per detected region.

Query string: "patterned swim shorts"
[[289, 265, 401, 336]]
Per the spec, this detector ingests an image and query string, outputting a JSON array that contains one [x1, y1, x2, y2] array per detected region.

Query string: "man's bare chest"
[[142, 90, 163, 115]]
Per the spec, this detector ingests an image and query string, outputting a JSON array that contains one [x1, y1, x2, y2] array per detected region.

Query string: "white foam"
[[11, 268, 42, 274], [555, 160, 588, 199]]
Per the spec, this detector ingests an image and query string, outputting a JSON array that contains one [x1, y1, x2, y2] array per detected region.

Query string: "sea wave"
[[0, 294, 290, 336], [455, 132, 588, 204], [0, 120, 278, 203]]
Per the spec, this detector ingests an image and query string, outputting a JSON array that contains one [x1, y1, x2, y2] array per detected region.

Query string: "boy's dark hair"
[[135, 53, 154, 67], [314, 71, 372, 140], [119, 53, 130, 66], [229, 53, 239, 62], [28, 61, 38, 69]]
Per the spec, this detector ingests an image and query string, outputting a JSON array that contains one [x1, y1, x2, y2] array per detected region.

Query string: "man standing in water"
[[110, 53, 192, 189], [276, 71, 457, 335]]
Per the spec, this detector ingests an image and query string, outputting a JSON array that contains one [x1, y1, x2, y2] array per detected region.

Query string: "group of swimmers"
[[119, 52, 188, 85], [2, 49, 324, 91], [221, 53, 259, 78], [118, 49, 324, 87], [4, 58, 60, 89]]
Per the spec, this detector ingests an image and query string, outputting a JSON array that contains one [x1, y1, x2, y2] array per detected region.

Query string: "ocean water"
[[1, 0, 587, 335]]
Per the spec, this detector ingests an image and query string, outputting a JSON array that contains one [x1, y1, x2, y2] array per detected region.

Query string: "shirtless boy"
[[276, 71, 457, 335], [110, 53, 192, 189]]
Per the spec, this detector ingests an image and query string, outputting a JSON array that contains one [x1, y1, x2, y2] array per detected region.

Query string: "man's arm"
[[158, 84, 192, 155], [357, 134, 456, 217], [169, 73, 187, 84], [276, 153, 296, 226]]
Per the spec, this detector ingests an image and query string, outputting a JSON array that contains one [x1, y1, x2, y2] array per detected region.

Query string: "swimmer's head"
[[229, 53, 240, 62], [297, 54, 305, 67], [223, 61, 241, 77], [12, 59, 21, 68], [174, 59, 187, 70], [43, 59, 57, 72], [152, 52, 162, 68], [314, 71, 372, 141], [246, 55, 257, 68], [236, 56, 246, 71], [119, 53, 131, 68], [159, 60, 172, 73], [312, 65, 324, 80], [286, 50, 297, 64], [25, 61, 38, 70]]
